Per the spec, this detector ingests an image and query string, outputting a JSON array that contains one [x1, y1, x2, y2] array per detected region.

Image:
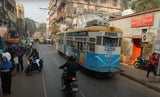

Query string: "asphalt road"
[[38, 44, 160, 97]]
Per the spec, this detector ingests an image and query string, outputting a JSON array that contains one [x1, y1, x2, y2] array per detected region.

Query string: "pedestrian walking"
[[16, 47, 24, 72], [146, 53, 157, 78], [7, 46, 16, 72], [155, 54, 160, 75], [0, 56, 13, 95]]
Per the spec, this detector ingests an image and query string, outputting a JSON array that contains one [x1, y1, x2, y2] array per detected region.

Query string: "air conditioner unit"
[[142, 33, 149, 42], [86, 19, 109, 27]]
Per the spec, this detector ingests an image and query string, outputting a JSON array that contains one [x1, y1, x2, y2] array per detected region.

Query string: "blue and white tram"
[[56, 26, 123, 74]]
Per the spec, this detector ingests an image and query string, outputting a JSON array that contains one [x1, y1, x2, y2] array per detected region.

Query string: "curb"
[[120, 72, 160, 92]]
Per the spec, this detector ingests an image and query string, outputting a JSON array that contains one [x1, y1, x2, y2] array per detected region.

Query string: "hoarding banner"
[[131, 13, 154, 27]]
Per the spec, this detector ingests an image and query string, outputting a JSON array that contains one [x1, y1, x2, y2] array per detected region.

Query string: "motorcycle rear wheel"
[[38, 65, 43, 72], [25, 66, 32, 76], [71, 92, 76, 97]]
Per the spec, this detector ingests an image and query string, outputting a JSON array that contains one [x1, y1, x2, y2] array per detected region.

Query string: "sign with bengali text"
[[131, 13, 154, 27]]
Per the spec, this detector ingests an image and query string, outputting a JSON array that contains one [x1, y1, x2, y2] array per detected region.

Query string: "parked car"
[[46, 38, 52, 44], [39, 38, 45, 44]]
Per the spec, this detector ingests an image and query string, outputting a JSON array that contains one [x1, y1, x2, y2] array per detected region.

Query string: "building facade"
[[49, 0, 121, 33], [0, 0, 17, 38], [109, 8, 160, 64], [16, 2, 25, 38]]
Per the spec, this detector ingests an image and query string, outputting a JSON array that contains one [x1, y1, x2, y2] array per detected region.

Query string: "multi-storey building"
[[16, 2, 25, 38], [49, 0, 121, 33], [0, 0, 17, 38]]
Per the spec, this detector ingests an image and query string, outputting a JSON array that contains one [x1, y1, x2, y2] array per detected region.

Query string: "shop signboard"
[[131, 13, 154, 27]]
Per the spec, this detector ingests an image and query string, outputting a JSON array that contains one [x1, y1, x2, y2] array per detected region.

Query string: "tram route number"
[[106, 47, 115, 51]]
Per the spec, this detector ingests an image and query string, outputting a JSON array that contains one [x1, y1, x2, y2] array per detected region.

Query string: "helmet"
[[69, 56, 76, 61], [32, 48, 37, 52]]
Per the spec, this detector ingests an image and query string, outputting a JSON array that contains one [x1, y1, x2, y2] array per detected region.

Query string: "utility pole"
[[87, 0, 90, 12]]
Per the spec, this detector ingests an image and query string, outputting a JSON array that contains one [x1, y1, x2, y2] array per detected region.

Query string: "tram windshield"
[[103, 37, 119, 47]]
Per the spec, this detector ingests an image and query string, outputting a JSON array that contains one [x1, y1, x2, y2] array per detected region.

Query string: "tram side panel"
[[56, 31, 122, 73]]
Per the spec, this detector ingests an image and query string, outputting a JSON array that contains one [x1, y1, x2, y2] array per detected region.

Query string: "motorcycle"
[[25, 58, 43, 76], [61, 68, 78, 97], [134, 56, 150, 70]]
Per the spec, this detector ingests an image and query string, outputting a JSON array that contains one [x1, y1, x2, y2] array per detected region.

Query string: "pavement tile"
[[120, 63, 160, 92], [0, 55, 45, 97]]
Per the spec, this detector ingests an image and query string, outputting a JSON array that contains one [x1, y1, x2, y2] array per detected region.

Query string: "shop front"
[[109, 8, 160, 64]]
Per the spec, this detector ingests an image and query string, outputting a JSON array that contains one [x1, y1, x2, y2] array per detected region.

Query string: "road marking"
[[42, 70, 48, 97], [80, 90, 86, 97]]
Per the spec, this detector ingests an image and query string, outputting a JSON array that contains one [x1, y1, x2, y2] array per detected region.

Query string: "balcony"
[[57, 0, 67, 7], [9, 26, 17, 32], [56, 10, 64, 20]]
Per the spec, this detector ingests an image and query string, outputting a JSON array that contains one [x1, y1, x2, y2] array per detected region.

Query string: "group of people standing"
[[146, 53, 159, 78], [0, 45, 29, 96]]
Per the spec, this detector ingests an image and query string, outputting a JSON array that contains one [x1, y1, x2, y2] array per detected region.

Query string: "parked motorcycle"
[[61, 68, 78, 97], [25, 58, 43, 76], [134, 56, 150, 70]]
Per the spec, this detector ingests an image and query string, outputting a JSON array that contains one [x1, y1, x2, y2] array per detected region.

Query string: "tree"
[[37, 23, 46, 35], [121, 39, 131, 55], [51, 24, 60, 34], [143, 41, 155, 59], [121, 0, 131, 10], [131, 0, 160, 12], [25, 18, 37, 37]]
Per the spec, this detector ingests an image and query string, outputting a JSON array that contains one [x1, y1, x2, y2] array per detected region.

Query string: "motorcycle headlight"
[[28, 61, 30, 64]]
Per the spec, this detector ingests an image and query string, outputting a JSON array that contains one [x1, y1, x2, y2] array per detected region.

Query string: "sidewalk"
[[120, 63, 160, 92], [0, 56, 45, 97]]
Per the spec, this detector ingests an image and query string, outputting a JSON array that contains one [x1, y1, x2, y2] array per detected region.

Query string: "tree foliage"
[[121, 39, 131, 55], [143, 41, 155, 59], [131, 0, 160, 12], [121, 0, 131, 10], [25, 18, 37, 36], [37, 23, 46, 34], [51, 24, 60, 34]]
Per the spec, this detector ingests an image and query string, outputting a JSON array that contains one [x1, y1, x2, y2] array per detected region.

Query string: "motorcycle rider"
[[29, 48, 40, 67], [59, 56, 78, 90]]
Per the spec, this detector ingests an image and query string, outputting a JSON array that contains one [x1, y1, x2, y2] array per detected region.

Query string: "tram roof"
[[56, 26, 123, 35]]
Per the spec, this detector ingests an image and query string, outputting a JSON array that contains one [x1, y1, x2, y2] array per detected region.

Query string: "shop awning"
[[5, 39, 19, 43]]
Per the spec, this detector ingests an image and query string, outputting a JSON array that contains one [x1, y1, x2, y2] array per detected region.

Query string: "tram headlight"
[[107, 58, 111, 61]]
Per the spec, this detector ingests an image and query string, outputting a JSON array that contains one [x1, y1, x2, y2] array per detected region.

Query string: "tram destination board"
[[105, 32, 117, 37]]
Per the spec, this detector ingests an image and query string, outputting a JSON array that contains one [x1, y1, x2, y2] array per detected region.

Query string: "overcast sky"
[[16, 0, 49, 23]]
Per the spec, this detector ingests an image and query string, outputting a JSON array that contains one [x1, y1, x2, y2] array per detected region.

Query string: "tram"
[[56, 26, 123, 74]]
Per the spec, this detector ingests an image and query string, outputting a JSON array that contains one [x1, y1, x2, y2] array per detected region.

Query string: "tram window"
[[96, 36, 102, 45], [89, 38, 96, 42], [75, 41, 77, 48], [89, 43, 95, 52], [103, 37, 118, 47], [83, 42, 87, 51], [119, 38, 122, 46], [84, 37, 87, 42], [80, 42, 83, 50]]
